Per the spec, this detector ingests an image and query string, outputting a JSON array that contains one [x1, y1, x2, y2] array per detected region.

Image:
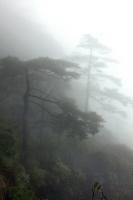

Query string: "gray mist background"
[[0, 0, 133, 147]]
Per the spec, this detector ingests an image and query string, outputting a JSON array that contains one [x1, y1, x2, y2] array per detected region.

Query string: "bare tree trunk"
[[22, 68, 30, 153], [85, 47, 92, 112]]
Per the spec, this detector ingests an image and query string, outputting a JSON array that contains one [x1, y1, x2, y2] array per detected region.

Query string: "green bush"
[[0, 125, 18, 156], [5, 186, 35, 200]]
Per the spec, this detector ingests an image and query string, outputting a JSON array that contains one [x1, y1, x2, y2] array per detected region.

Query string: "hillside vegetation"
[[0, 56, 133, 200]]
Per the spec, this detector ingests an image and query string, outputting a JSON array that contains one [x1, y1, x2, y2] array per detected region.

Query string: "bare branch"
[[28, 100, 56, 118], [29, 94, 69, 114], [0, 89, 14, 102]]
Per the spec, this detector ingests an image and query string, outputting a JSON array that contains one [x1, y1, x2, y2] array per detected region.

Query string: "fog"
[[0, 0, 64, 59], [0, 0, 133, 148], [1, 1, 133, 199]]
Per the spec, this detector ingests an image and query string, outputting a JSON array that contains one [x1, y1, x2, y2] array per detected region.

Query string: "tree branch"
[[37, 69, 68, 80], [0, 89, 14, 102], [28, 99, 56, 118]]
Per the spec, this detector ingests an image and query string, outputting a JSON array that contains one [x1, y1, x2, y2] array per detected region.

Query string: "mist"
[[0, 0, 133, 148], [1, 0, 133, 147], [0, 1, 133, 199], [0, 0, 64, 60]]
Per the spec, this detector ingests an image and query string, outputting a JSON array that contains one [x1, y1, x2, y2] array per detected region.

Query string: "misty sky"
[[0, 0, 133, 147], [1, 0, 133, 92]]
